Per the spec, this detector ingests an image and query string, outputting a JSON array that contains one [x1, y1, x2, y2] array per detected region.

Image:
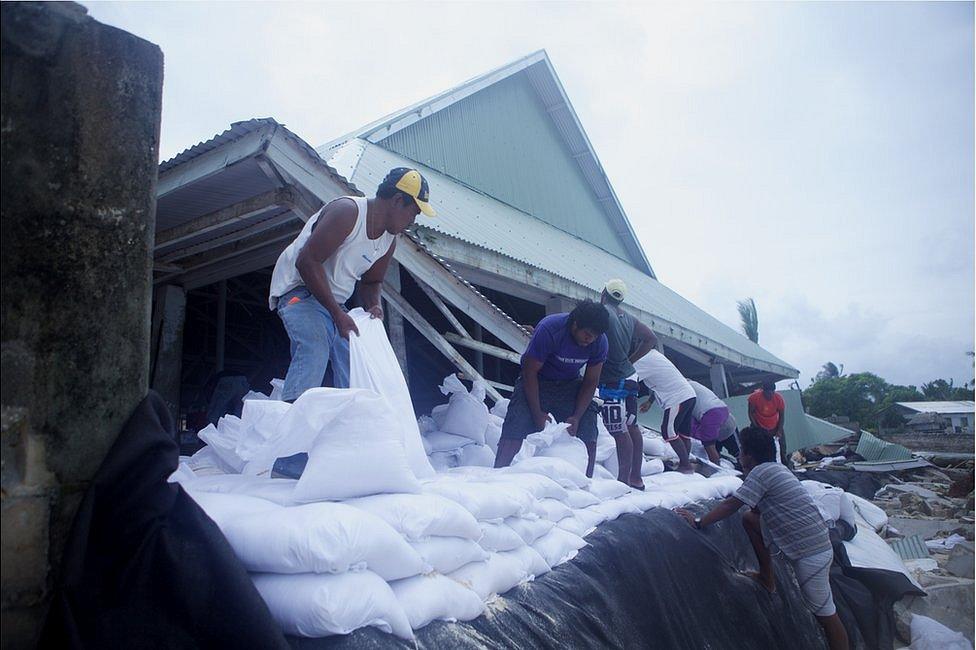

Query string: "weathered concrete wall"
[[1, 3, 162, 647]]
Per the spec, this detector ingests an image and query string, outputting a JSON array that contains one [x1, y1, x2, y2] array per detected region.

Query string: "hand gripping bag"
[[252, 571, 413, 639], [526, 421, 589, 471], [348, 308, 434, 479], [220, 502, 428, 580], [390, 574, 485, 630]]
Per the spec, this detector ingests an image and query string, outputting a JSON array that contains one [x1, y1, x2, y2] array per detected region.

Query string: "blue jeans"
[[276, 286, 349, 401]]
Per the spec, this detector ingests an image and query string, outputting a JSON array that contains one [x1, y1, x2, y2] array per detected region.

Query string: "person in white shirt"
[[268, 168, 435, 402], [634, 349, 696, 473]]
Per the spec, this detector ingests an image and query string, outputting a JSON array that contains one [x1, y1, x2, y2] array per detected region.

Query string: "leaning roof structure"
[[894, 401, 975, 415]]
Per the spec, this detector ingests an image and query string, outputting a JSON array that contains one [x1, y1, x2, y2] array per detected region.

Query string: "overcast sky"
[[85, 1, 974, 389]]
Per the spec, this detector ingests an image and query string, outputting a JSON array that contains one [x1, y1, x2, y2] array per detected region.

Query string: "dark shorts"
[[713, 430, 740, 457], [501, 377, 600, 443], [661, 397, 696, 442]]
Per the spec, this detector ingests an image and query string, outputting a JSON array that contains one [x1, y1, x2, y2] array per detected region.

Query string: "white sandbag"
[[532, 527, 586, 567], [221, 502, 428, 580], [390, 574, 485, 630], [555, 515, 594, 538], [197, 421, 246, 473], [504, 516, 555, 544], [678, 476, 742, 501], [587, 497, 641, 521], [410, 536, 490, 574], [485, 414, 504, 451], [849, 493, 888, 532], [641, 457, 665, 476], [343, 492, 482, 541], [594, 417, 615, 462], [185, 473, 297, 505], [564, 489, 601, 509], [644, 472, 706, 487], [275, 389, 421, 501], [457, 444, 496, 468], [477, 520, 527, 552], [430, 404, 448, 429], [348, 309, 434, 479], [236, 399, 291, 462], [186, 490, 281, 529], [479, 472, 568, 501], [268, 378, 284, 401], [592, 464, 615, 481], [643, 434, 679, 461], [168, 462, 197, 485], [506, 457, 590, 489], [185, 445, 230, 476], [535, 498, 573, 523], [438, 374, 489, 444], [587, 478, 632, 500], [909, 614, 971, 650], [252, 571, 413, 640], [618, 489, 672, 512], [423, 430, 476, 454], [428, 450, 460, 472], [568, 507, 609, 534], [489, 398, 509, 419], [602, 451, 620, 478], [527, 422, 589, 471], [417, 415, 437, 434], [500, 545, 551, 579], [443, 466, 494, 479], [448, 553, 528, 601], [423, 478, 533, 521]]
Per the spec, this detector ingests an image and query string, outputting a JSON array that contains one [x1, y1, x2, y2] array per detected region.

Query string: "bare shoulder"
[[319, 197, 358, 225]]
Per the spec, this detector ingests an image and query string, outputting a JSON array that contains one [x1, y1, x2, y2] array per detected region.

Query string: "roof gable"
[[318, 51, 654, 276]]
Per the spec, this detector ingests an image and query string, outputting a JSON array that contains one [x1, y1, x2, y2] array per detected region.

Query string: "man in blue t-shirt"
[[494, 301, 610, 477]]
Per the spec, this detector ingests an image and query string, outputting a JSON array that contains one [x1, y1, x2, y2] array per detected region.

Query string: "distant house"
[[894, 401, 975, 434]]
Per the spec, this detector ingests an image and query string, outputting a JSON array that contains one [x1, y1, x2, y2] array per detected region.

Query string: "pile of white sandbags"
[[422, 375, 499, 470]]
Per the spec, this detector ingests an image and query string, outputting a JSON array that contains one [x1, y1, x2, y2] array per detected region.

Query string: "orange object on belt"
[[287, 296, 301, 305]]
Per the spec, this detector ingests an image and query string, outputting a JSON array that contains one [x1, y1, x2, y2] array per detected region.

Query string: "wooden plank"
[[156, 209, 298, 263], [156, 188, 291, 248], [393, 238, 530, 354], [443, 332, 521, 364], [485, 380, 515, 394], [413, 276, 470, 338], [381, 282, 502, 402]]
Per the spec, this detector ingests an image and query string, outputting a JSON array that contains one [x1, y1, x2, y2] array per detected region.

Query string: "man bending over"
[[675, 427, 849, 650], [494, 301, 609, 477]]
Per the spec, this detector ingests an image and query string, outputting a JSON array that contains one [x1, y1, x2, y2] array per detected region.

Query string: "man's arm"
[[629, 321, 657, 364], [775, 398, 786, 436], [357, 239, 397, 319], [521, 356, 548, 432], [295, 199, 359, 338], [566, 362, 602, 436], [675, 496, 746, 528]]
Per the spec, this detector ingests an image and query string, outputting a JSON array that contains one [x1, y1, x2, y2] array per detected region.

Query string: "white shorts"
[[792, 549, 836, 617]]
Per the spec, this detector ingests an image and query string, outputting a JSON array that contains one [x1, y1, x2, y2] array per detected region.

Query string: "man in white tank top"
[[268, 168, 435, 402]]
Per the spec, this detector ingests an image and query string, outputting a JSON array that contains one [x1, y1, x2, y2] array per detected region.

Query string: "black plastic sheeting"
[[44, 391, 921, 650], [802, 470, 884, 500], [42, 392, 290, 650]]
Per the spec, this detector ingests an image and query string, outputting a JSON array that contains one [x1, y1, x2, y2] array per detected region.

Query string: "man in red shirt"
[[748, 381, 788, 465]]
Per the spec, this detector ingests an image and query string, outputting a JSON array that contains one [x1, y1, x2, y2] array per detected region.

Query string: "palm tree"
[[737, 298, 759, 343]]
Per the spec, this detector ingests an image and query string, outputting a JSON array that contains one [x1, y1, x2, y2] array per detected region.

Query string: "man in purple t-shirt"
[[494, 301, 610, 477]]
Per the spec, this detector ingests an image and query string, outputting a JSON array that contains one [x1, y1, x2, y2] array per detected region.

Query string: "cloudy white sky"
[[86, 1, 974, 388]]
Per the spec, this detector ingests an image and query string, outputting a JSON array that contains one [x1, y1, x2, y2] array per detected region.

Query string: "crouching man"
[[494, 301, 609, 477], [674, 427, 849, 650]]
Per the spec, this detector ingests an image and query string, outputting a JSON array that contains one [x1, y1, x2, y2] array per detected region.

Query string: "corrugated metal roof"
[[332, 138, 797, 376], [896, 401, 975, 415], [316, 50, 653, 277], [855, 430, 914, 462], [889, 535, 931, 561]]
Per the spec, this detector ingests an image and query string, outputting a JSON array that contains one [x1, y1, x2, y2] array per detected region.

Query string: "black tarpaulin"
[[42, 391, 289, 650]]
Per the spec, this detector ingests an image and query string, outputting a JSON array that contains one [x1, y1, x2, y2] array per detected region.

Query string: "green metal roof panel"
[[379, 73, 634, 263], [855, 430, 914, 462], [327, 139, 797, 377]]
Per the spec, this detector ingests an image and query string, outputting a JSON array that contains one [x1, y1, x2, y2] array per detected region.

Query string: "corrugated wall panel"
[[379, 72, 634, 262]]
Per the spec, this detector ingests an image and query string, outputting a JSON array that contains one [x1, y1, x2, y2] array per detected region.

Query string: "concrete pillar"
[[710, 363, 729, 398], [151, 285, 187, 424], [0, 2, 162, 645], [384, 260, 409, 385], [545, 295, 574, 315]]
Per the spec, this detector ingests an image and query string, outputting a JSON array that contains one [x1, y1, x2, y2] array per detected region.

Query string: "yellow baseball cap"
[[393, 168, 436, 217], [604, 279, 627, 301]]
